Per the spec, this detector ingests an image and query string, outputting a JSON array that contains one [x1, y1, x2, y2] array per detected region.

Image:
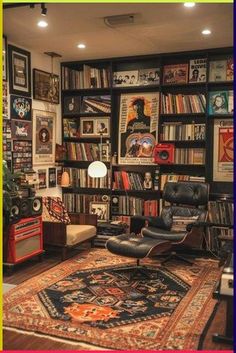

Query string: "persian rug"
[[4, 249, 220, 350]]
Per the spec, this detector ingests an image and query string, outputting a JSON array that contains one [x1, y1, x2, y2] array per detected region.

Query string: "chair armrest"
[[68, 213, 97, 227], [43, 221, 67, 246], [186, 221, 233, 232], [130, 215, 168, 234]]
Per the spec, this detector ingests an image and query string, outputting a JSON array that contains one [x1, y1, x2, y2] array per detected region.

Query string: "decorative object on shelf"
[[38, 169, 47, 189], [153, 143, 175, 164], [80, 95, 111, 114], [89, 201, 109, 222], [61, 170, 70, 187], [63, 95, 80, 116], [208, 90, 233, 115], [48, 167, 56, 187], [188, 58, 207, 83], [32, 110, 56, 165], [10, 95, 32, 120], [80, 117, 110, 138], [143, 172, 153, 190], [33, 69, 59, 104], [213, 119, 233, 182], [163, 63, 188, 85], [88, 133, 108, 178], [8, 44, 31, 96], [118, 92, 158, 165], [3, 35, 7, 81], [11, 119, 32, 140]]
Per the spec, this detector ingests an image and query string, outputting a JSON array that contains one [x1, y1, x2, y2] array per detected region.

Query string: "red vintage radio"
[[7, 216, 43, 264]]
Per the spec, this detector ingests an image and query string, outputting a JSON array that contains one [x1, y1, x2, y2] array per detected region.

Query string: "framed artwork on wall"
[[11, 119, 32, 140], [63, 95, 80, 116], [89, 201, 109, 222], [3, 35, 7, 81], [80, 117, 110, 138], [38, 169, 47, 189], [8, 44, 31, 96], [48, 167, 56, 187], [10, 95, 32, 120], [33, 69, 59, 104], [32, 110, 56, 165]]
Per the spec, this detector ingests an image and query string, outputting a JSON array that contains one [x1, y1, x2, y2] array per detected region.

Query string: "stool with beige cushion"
[[42, 197, 97, 260]]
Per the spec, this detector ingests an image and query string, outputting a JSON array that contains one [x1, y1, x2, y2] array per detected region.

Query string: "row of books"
[[65, 142, 110, 161], [174, 148, 205, 164], [161, 93, 206, 114], [63, 168, 111, 189], [208, 200, 233, 225], [160, 123, 205, 141], [206, 227, 233, 253], [113, 171, 144, 190], [111, 195, 158, 216], [160, 174, 206, 191], [63, 194, 106, 214], [62, 65, 110, 90]]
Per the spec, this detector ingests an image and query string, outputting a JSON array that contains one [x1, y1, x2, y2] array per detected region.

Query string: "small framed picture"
[[80, 117, 110, 138], [48, 167, 56, 187], [63, 96, 80, 116], [10, 95, 32, 120], [89, 201, 109, 222], [33, 69, 59, 104], [38, 169, 47, 189], [3, 35, 7, 81], [11, 119, 32, 140], [8, 44, 31, 96]]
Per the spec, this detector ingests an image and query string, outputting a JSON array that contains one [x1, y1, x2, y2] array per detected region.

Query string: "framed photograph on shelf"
[[3, 35, 7, 81], [163, 63, 188, 85], [80, 117, 110, 138], [11, 119, 32, 140], [89, 201, 109, 222], [38, 169, 47, 189], [33, 69, 59, 104], [8, 44, 31, 96], [33, 110, 56, 165], [63, 96, 80, 116], [213, 119, 233, 182], [48, 167, 56, 187], [10, 95, 32, 120], [80, 95, 111, 114]]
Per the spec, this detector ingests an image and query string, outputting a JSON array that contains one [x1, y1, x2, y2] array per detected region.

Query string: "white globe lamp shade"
[[88, 161, 107, 178]]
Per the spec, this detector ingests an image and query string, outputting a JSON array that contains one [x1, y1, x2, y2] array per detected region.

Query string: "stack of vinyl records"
[[94, 221, 128, 247]]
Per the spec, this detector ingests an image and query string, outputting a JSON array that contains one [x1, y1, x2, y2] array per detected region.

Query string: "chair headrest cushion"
[[163, 182, 209, 206]]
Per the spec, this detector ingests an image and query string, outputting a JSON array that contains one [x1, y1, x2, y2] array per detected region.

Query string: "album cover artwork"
[[10, 95, 32, 120]]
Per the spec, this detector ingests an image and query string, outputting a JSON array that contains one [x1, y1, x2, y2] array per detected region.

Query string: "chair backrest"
[[42, 197, 71, 224]]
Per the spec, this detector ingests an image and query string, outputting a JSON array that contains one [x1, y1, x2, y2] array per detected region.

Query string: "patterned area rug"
[[4, 249, 220, 350]]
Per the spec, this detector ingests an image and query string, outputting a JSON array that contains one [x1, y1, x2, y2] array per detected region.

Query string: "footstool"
[[106, 234, 171, 279]]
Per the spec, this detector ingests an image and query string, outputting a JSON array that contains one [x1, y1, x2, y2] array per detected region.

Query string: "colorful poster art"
[[118, 92, 159, 165], [213, 119, 233, 182], [33, 110, 56, 165], [10, 95, 32, 120]]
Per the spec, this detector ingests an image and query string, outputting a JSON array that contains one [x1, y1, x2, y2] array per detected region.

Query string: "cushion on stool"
[[106, 234, 171, 259], [142, 226, 186, 241], [66, 225, 96, 246]]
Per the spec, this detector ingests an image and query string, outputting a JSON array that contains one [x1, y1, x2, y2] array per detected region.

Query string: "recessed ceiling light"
[[37, 20, 48, 28], [77, 43, 86, 49], [184, 3, 196, 8], [202, 29, 211, 35]]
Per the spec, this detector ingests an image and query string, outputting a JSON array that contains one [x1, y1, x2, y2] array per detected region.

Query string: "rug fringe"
[[3, 326, 108, 350]]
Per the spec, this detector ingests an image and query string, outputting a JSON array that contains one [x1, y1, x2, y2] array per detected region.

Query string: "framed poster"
[[38, 169, 47, 189], [11, 119, 32, 140], [10, 95, 32, 120], [48, 167, 56, 187], [89, 201, 109, 222], [213, 119, 233, 182], [80, 117, 110, 138], [8, 44, 31, 96], [63, 96, 80, 116], [3, 35, 7, 81], [33, 110, 56, 165], [80, 95, 111, 114], [118, 92, 159, 165], [33, 69, 59, 104]]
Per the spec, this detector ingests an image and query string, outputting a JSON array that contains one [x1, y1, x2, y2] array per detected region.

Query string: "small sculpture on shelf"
[[143, 172, 153, 190]]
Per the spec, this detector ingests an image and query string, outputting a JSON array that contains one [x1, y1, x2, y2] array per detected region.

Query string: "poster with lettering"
[[189, 58, 207, 83], [213, 119, 233, 181], [118, 92, 159, 165]]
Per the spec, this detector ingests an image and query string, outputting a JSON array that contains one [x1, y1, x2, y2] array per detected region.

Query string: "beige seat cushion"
[[66, 225, 96, 246]]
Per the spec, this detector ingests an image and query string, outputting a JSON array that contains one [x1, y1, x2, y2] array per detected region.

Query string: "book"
[[163, 64, 188, 84], [161, 93, 206, 114], [209, 60, 227, 82], [208, 90, 233, 115], [189, 58, 207, 83]]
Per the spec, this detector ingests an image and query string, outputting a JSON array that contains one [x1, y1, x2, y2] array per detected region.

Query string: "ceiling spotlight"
[[77, 43, 86, 49], [184, 2, 196, 7], [202, 29, 211, 35], [41, 3, 47, 16], [38, 20, 48, 28]]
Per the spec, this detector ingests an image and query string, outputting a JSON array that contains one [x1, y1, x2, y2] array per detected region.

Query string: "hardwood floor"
[[3, 250, 233, 351]]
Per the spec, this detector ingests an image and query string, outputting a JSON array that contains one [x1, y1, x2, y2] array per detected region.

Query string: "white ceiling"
[[4, 3, 233, 62]]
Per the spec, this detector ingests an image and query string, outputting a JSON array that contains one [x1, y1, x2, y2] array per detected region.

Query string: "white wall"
[[9, 42, 62, 198]]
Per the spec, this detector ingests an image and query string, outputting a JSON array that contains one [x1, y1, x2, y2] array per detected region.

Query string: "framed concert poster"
[[10, 95, 32, 120], [33, 110, 56, 165], [118, 92, 159, 165], [3, 35, 7, 81], [8, 44, 31, 96], [11, 119, 32, 140], [213, 119, 233, 182], [48, 167, 56, 187], [33, 69, 59, 104]]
